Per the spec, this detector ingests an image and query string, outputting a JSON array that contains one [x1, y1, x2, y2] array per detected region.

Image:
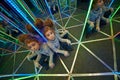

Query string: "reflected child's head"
[[25, 37, 41, 51], [18, 34, 41, 51], [92, 0, 104, 9]]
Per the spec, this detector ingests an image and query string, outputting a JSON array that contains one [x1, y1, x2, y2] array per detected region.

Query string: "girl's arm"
[[96, 17, 100, 31], [27, 51, 37, 61], [49, 53, 53, 64], [49, 53, 55, 68], [35, 53, 41, 62], [56, 49, 69, 57], [47, 42, 69, 57], [57, 35, 71, 45]]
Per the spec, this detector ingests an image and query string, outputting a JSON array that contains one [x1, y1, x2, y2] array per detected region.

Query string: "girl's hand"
[[90, 22, 94, 28], [106, 18, 110, 23], [34, 61, 41, 68], [64, 51, 70, 57], [49, 62, 55, 69], [96, 26, 100, 32], [66, 39, 71, 45]]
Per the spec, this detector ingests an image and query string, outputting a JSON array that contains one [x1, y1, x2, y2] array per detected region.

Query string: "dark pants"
[[39, 54, 57, 70], [28, 54, 49, 70], [100, 10, 112, 27], [29, 55, 37, 60], [62, 33, 69, 39], [85, 10, 112, 38], [60, 41, 73, 51], [104, 10, 112, 18], [85, 23, 97, 38], [39, 54, 49, 70]]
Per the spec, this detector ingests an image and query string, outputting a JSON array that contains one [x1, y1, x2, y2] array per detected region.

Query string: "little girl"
[[18, 34, 55, 70], [86, 0, 103, 37], [43, 26, 72, 57], [86, 0, 113, 38], [43, 18, 69, 39]]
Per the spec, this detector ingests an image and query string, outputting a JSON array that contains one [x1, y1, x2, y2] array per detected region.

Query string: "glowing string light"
[[78, 0, 93, 43], [45, 0, 55, 20], [0, 30, 18, 43], [17, 0, 36, 21], [110, 5, 120, 20], [6, 0, 47, 41], [0, 12, 25, 34]]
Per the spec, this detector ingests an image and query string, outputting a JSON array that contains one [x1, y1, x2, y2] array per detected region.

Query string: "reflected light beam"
[[6, 0, 47, 42]]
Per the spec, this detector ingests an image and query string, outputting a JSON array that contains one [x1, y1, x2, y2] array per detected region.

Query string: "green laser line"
[[70, 0, 94, 75], [0, 30, 18, 42], [17, 0, 35, 21], [0, 34, 25, 49], [110, 5, 120, 20], [79, 0, 93, 43]]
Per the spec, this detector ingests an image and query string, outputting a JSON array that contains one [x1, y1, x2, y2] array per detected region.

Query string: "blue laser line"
[[108, 0, 114, 8], [0, 74, 34, 78], [45, 0, 55, 20], [0, 12, 25, 34], [6, 0, 47, 41], [112, 72, 120, 75]]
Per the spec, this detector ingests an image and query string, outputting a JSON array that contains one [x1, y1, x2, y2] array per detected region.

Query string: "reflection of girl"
[[18, 34, 41, 68], [18, 34, 55, 70], [86, 0, 103, 38], [36, 18, 73, 51], [86, 0, 114, 38], [43, 26, 72, 57]]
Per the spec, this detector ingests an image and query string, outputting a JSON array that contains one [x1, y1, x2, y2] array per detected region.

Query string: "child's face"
[[45, 29, 55, 41], [27, 41, 40, 51], [97, 0, 104, 7]]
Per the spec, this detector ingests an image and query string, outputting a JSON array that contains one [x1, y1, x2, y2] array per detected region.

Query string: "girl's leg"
[[39, 54, 49, 70], [60, 41, 73, 51], [85, 23, 93, 38], [104, 10, 112, 18]]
